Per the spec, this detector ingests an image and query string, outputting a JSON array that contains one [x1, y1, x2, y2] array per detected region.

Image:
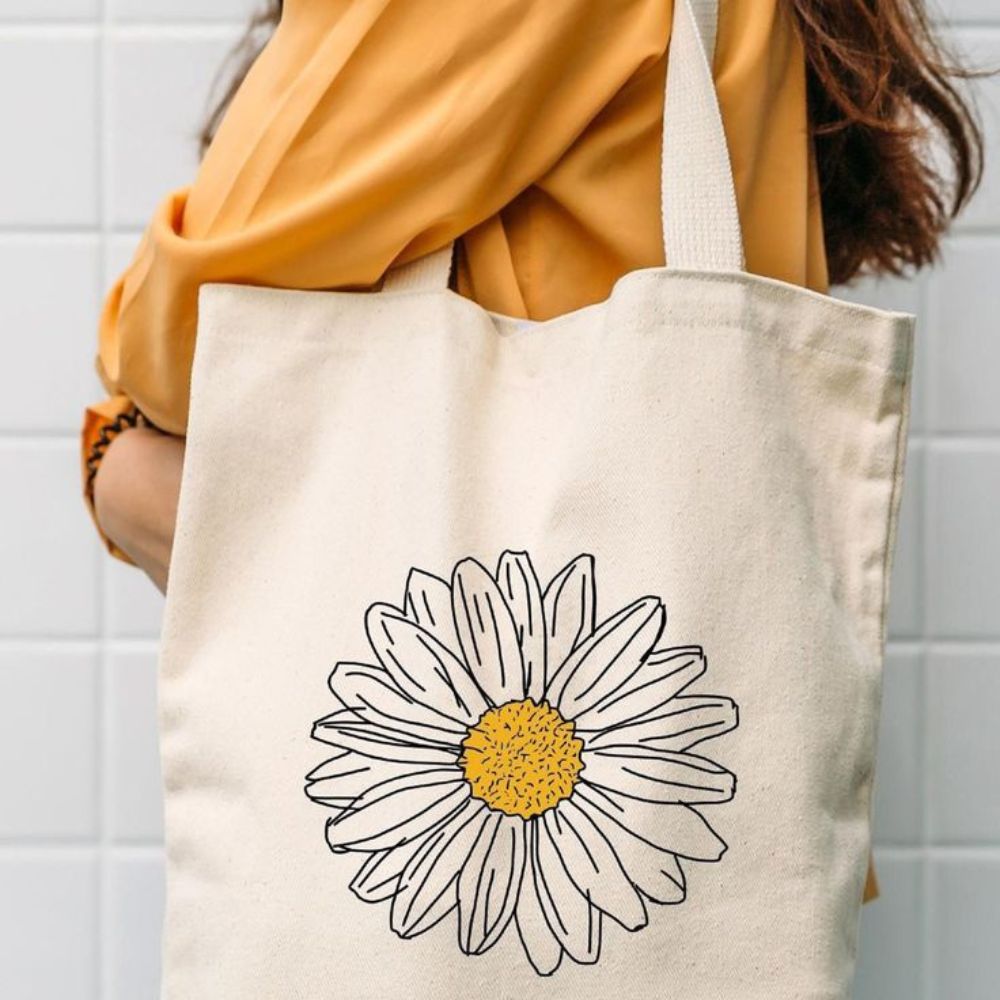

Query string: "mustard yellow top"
[[81, 0, 879, 903]]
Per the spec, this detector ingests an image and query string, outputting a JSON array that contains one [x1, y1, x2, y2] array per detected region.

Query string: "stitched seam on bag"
[[874, 333, 915, 656], [214, 271, 912, 375]]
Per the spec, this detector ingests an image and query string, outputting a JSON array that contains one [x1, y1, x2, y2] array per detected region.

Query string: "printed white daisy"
[[306, 551, 739, 975]]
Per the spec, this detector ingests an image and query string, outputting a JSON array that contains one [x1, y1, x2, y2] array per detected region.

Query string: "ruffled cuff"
[[80, 395, 151, 565]]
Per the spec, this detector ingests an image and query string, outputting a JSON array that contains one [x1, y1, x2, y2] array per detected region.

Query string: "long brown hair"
[[200, 0, 985, 286]]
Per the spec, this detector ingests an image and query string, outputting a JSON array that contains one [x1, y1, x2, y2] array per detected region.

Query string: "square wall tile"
[[0, 442, 100, 636], [111, 0, 258, 19], [0, 237, 102, 433], [888, 444, 923, 640], [927, 237, 1000, 433], [927, 650, 1000, 842], [106, 852, 165, 1000], [106, 557, 165, 638], [872, 649, 923, 845], [952, 30, 1000, 231], [105, 231, 143, 288], [0, 852, 98, 1000], [926, 446, 1000, 638], [108, 648, 164, 841], [0, 36, 98, 227], [854, 854, 923, 1000], [0, 646, 98, 839], [929, 857, 1000, 1000], [0, 0, 98, 16], [109, 32, 240, 228], [940, 0, 1000, 20]]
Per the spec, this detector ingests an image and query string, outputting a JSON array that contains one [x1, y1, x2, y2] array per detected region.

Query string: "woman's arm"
[[92, 426, 184, 594]]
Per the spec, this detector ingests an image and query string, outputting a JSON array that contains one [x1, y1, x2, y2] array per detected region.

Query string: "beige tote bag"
[[158, 0, 914, 996]]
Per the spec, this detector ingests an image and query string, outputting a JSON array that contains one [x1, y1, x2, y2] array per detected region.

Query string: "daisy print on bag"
[[304, 552, 739, 975]]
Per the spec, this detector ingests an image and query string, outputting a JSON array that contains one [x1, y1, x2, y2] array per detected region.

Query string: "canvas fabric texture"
[[157, 1, 914, 996]]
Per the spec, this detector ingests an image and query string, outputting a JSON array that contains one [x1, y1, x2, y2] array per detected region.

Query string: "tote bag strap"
[[661, 0, 744, 272], [382, 0, 743, 294]]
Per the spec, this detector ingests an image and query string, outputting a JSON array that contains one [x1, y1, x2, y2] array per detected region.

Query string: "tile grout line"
[[97, 1, 113, 997], [0, 20, 248, 35], [0, 839, 162, 853], [916, 267, 933, 1000]]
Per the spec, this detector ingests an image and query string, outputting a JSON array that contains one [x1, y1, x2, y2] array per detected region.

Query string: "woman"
[[81, 0, 982, 903]]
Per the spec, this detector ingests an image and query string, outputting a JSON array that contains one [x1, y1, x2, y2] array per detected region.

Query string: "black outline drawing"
[[305, 551, 740, 976]]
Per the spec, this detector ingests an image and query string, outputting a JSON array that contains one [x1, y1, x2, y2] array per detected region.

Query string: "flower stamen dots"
[[460, 698, 584, 818]]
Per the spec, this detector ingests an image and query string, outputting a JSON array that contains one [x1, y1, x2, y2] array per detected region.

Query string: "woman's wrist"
[[93, 426, 185, 593]]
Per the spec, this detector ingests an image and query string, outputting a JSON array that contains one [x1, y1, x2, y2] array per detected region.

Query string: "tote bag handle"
[[383, 0, 744, 293]]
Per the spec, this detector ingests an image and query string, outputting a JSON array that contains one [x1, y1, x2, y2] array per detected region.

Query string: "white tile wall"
[[106, 648, 163, 841], [0, 852, 99, 999], [0, 442, 101, 636], [0, 34, 99, 227], [854, 854, 924, 1000], [105, 851, 165, 1000], [108, 30, 240, 228], [926, 445, 1000, 637], [928, 858, 1000, 1000], [952, 31, 1000, 232], [927, 650, 1000, 842], [0, 645, 99, 839], [110, 0, 255, 21], [0, 237, 102, 432], [0, 3, 997, 998], [927, 238, 1000, 432]]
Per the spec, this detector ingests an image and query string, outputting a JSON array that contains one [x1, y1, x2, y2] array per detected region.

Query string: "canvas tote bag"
[[157, 0, 914, 996]]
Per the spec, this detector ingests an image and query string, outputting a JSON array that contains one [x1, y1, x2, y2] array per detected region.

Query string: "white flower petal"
[[305, 752, 434, 806], [319, 709, 461, 753], [581, 747, 736, 805], [574, 784, 728, 862], [327, 663, 468, 744], [533, 819, 602, 965], [312, 712, 462, 764], [543, 555, 595, 675], [303, 749, 350, 779], [457, 813, 526, 955], [515, 841, 564, 976], [582, 696, 739, 753], [572, 646, 706, 731], [391, 800, 489, 938], [546, 597, 664, 718], [452, 558, 526, 705], [497, 551, 547, 702], [326, 771, 468, 851], [366, 606, 490, 724], [571, 795, 686, 904], [404, 568, 460, 653], [350, 837, 434, 904], [542, 801, 647, 930]]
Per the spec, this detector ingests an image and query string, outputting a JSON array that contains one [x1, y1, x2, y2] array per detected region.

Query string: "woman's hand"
[[92, 426, 185, 594]]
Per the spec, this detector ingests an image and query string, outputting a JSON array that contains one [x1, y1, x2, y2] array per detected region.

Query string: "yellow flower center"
[[459, 699, 584, 819]]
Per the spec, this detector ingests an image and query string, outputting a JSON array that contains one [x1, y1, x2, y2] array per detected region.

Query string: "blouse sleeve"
[[87, 0, 673, 436]]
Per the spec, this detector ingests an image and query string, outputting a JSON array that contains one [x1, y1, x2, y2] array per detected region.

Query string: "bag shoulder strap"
[[383, 0, 744, 293], [662, 0, 744, 272]]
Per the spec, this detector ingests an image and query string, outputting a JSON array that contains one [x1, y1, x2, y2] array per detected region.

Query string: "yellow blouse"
[[80, 0, 875, 899]]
